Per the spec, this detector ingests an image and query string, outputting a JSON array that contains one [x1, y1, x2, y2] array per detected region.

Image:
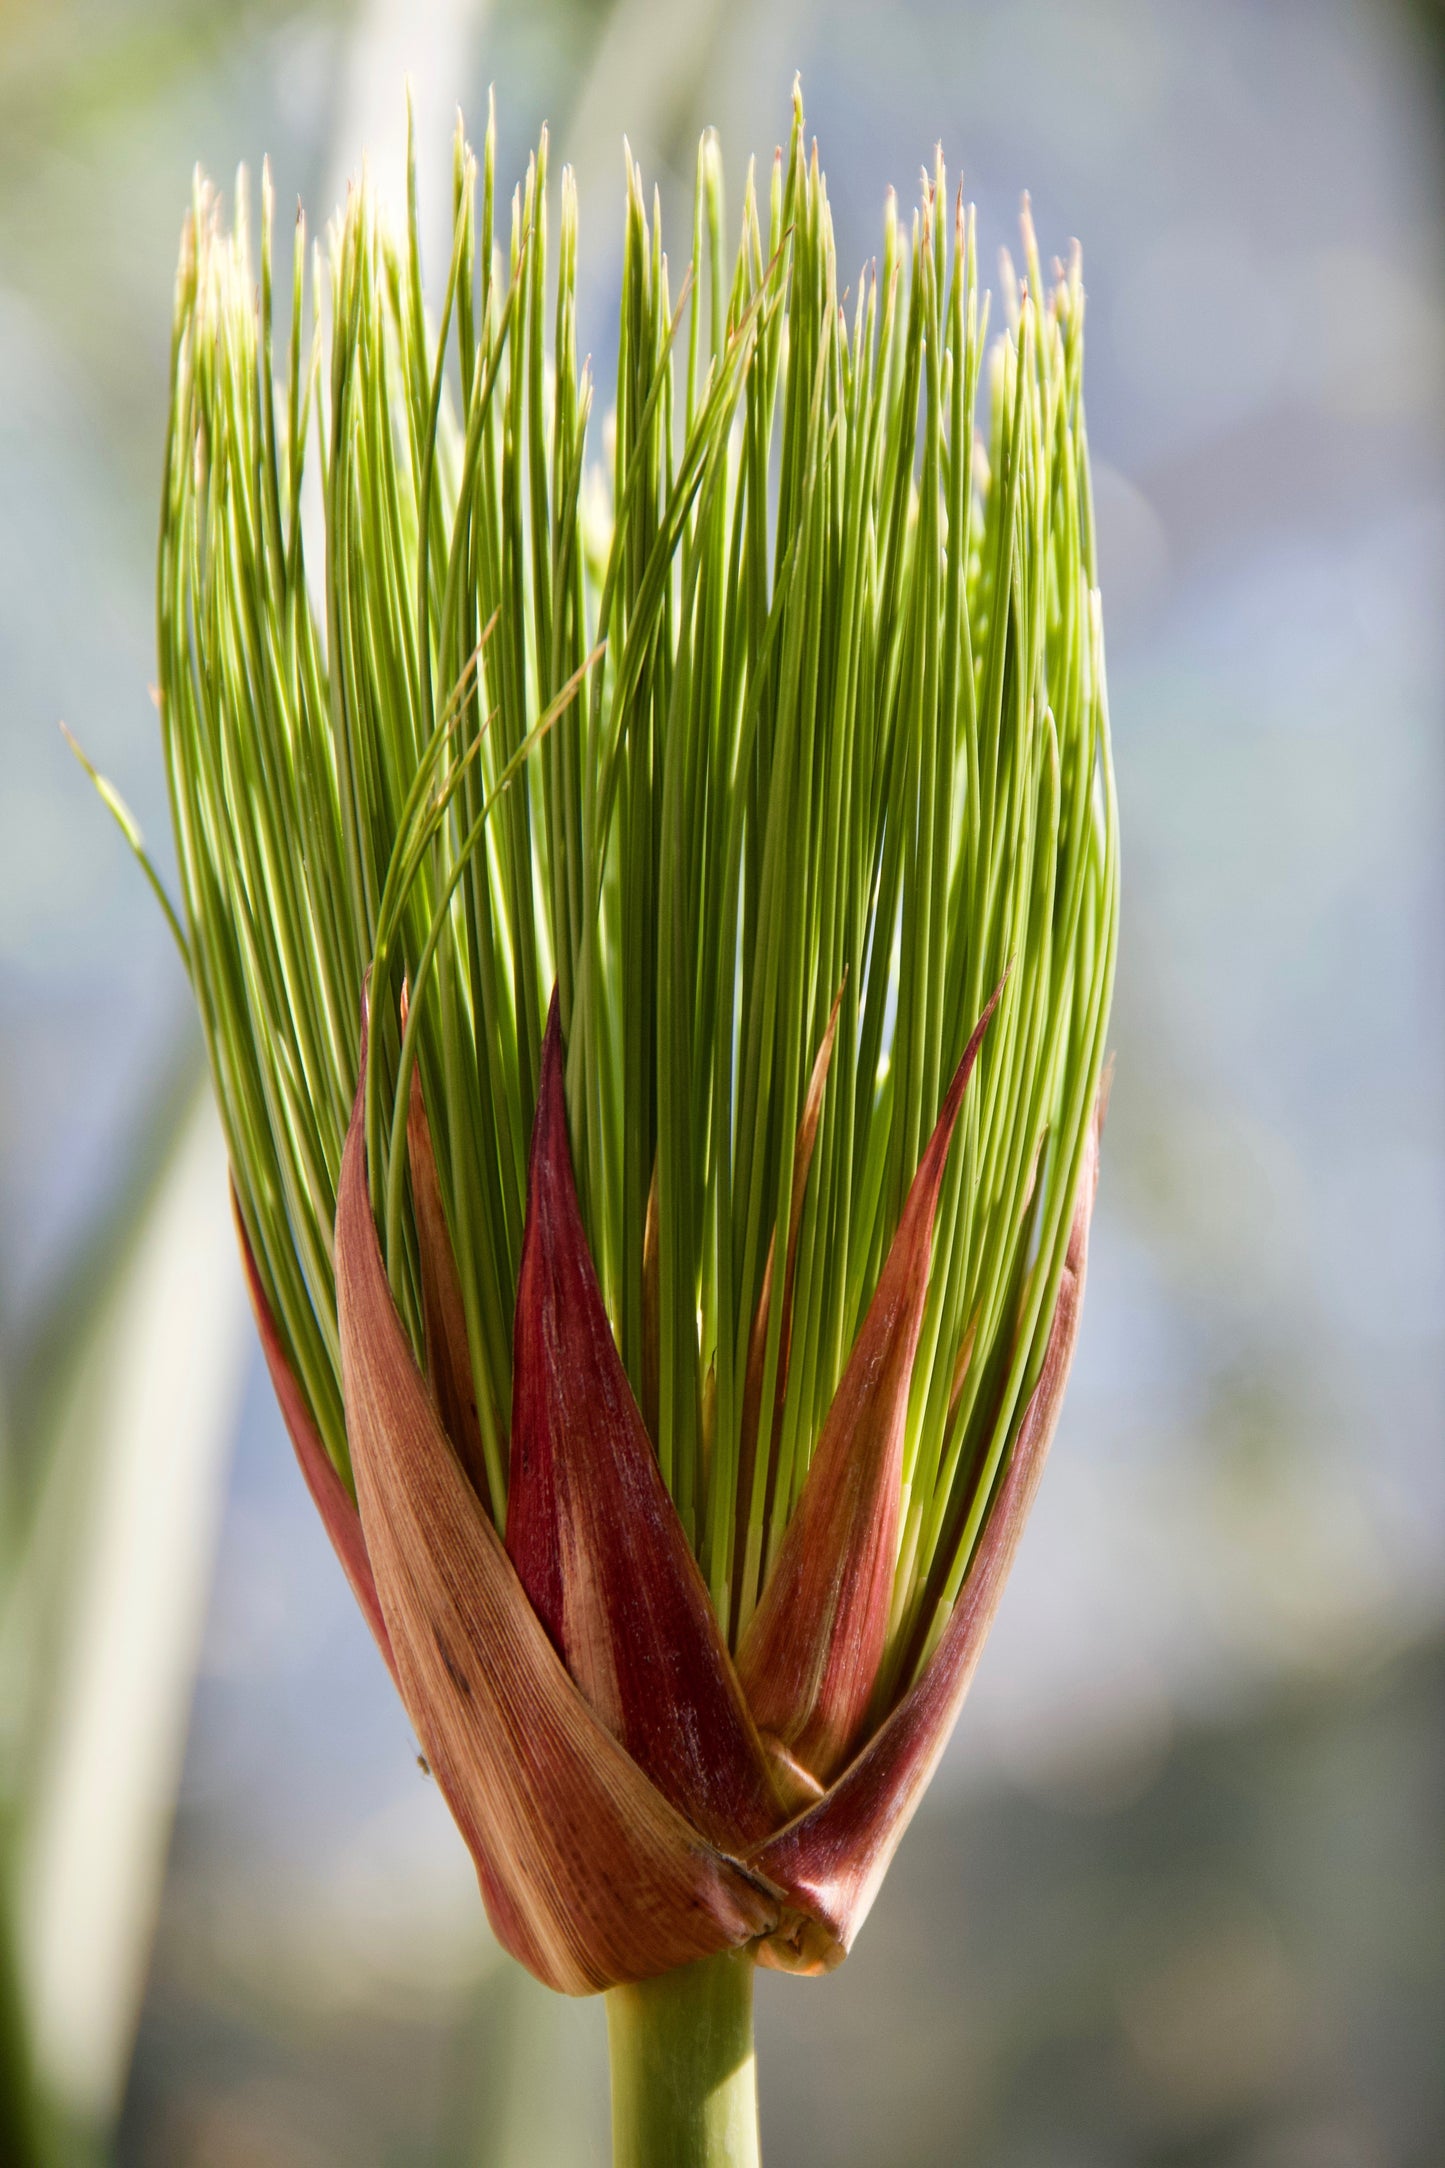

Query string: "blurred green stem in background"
[[0, 1059, 246, 2164], [607, 1952, 759, 2168], [0, 1850, 55, 2168]]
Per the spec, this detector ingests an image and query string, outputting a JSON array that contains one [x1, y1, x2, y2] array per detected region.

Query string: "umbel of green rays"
[[151, 83, 1115, 1686], [94, 81, 1127, 2168]]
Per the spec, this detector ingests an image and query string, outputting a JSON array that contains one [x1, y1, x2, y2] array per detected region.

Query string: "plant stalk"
[[605, 1950, 760, 2168]]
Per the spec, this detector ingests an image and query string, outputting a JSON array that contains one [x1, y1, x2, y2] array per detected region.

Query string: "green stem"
[[605, 1950, 760, 2168]]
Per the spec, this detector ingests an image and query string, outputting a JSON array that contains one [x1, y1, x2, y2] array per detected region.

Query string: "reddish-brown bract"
[[335, 1043, 782, 1993], [748, 1099, 1102, 1973], [508, 999, 784, 1853], [232, 1189, 396, 1685], [405, 1069, 491, 1508], [242, 984, 1099, 1995], [735, 980, 1005, 1785]]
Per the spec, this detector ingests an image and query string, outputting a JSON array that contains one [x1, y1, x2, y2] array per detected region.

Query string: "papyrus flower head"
[[144, 88, 1117, 1996]]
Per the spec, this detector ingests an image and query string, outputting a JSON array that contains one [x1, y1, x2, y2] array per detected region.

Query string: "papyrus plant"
[[125, 85, 1116, 2166]]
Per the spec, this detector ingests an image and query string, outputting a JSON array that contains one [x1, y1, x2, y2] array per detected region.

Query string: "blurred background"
[[1, 0, 1443, 2161]]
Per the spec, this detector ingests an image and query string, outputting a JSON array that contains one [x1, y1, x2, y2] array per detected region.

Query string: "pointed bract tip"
[[336, 1010, 781, 1992], [746, 1087, 1106, 1967], [737, 972, 1006, 1786], [510, 985, 786, 1851]]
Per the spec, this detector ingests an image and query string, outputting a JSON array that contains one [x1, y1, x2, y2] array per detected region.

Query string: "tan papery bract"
[[335, 1052, 782, 1995], [737, 979, 1004, 1785], [748, 1098, 1102, 1974], [231, 1186, 397, 1686], [405, 1067, 492, 1508]]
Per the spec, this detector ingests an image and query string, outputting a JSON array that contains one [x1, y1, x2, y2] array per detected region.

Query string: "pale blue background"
[[1, 0, 1441, 2160]]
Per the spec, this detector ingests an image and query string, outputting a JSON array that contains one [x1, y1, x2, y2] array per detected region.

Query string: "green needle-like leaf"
[[153, 87, 1117, 1702]]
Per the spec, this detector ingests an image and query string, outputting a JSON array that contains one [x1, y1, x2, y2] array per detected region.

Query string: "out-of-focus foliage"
[[0, 1067, 245, 2160], [1, 0, 1442, 2158]]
